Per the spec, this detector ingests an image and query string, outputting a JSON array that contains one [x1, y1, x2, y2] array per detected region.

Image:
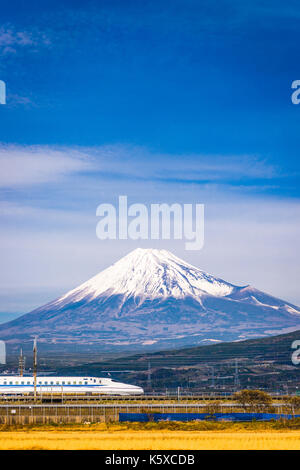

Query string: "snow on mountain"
[[55, 248, 235, 307], [0, 248, 300, 352]]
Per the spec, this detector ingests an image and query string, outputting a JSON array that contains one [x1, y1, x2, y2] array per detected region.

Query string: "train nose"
[[132, 385, 144, 394]]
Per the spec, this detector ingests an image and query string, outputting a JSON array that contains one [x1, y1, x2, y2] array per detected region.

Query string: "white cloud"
[[0, 145, 95, 187], [81, 144, 278, 181], [0, 143, 278, 189]]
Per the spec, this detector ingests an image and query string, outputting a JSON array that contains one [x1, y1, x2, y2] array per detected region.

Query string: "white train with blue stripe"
[[0, 375, 144, 395]]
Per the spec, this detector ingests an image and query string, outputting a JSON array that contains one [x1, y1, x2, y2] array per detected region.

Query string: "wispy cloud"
[[0, 25, 50, 56], [88, 144, 278, 181], [0, 145, 95, 187], [0, 143, 279, 189], [5, 93, 36, 107]]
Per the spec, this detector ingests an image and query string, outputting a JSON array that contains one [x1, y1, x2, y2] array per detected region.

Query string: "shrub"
[[233, 389, 272, 412]]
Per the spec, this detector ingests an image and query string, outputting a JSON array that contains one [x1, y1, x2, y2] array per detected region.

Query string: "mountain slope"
[[48, 329, 300, 393], [59, 328, 300, 370], [1, 248, 300, 352]]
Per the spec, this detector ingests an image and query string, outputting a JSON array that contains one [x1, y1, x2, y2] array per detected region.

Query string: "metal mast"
[[18, 348, 25, 377], [33, 337, 37, 401], [147, 361, 152, 389], [234, 359, 240, 391], [211, 366, 215, 388]]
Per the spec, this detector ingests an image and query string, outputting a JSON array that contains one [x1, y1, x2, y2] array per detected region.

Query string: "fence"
[[0, 403, 297, 425], [0, 405, 116, 424]]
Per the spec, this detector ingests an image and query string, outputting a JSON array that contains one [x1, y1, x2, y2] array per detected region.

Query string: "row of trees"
[[233, 390, 300, 413]]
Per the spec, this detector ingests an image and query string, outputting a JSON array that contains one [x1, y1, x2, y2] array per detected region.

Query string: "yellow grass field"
[[1, 425, 300, 450]]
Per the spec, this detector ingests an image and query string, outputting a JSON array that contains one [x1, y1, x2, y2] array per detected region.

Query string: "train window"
[[9, 382, 12, 385], [15, 381, 19, 385], [79, 381, 82, 384], [73, 381, 76, 384], [27, 382, 30, 385], [50, 382, 54, 385], [21, 381, 24, 385], [4, 382, 7, 385], [67, 381, 71, 385], [56, 381, 59, 384], [38, 381, 42, 384], [44, 381, 48, 385], [62, 381, 65, 385]]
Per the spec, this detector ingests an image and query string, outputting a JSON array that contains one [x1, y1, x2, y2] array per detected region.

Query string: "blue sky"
[[0, 0, 300, 320]]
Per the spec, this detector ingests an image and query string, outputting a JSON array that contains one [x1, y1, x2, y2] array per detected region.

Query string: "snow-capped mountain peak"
[[56, 248, 236, 306], [1, 247, 300, 352]]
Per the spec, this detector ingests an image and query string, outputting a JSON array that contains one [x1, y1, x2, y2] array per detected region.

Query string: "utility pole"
[[33, 337, 37, 402], [211, 366, 215, 388], [234, 359, 240, 391], [18, 348, 25, 377], [147, 361, 152, 390]]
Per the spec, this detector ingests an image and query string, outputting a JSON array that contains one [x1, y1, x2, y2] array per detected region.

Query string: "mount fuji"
[[1, 248, 300, 352]]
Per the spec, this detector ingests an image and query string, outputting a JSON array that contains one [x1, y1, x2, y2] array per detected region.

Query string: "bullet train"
[[0, 375, 144, 396]]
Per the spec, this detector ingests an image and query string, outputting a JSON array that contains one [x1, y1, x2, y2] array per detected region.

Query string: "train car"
[[0, 375, 144, 395]]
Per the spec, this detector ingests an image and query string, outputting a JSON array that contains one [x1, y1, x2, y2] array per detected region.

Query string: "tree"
[[205, 401, 222, 415], [233, 389, 272, 412], [287, 396, 300, 414]]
